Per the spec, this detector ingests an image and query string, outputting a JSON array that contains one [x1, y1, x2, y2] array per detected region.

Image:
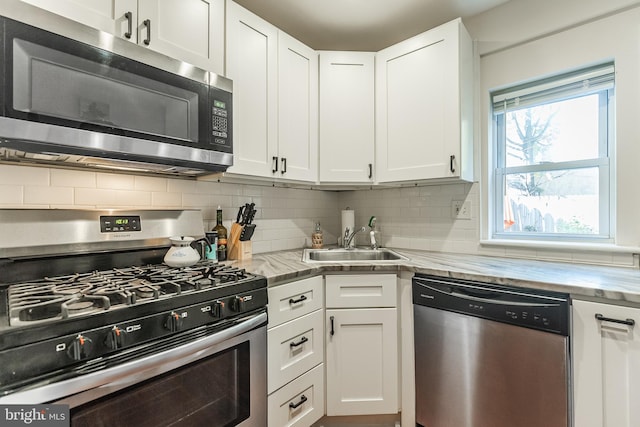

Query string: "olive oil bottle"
[[213, 206, 228, 261]]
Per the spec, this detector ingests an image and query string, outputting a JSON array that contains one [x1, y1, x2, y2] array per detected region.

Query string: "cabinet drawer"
[[326, 274, 397, 308], [268, 363, 325, 427], [268, 276, 323, 328], [268, 309, 324, 393]]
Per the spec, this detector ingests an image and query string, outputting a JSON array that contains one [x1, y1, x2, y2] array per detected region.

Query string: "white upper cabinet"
[[319, 51, 375, 183], [225, 0, 279, 178], [137, 0, 224, 75], [226, 1, 318, 183], [21, 0, 225, 75], [375, 18, 473, 183], [277, 32, 318, 182], [20, 0, 130, 35]]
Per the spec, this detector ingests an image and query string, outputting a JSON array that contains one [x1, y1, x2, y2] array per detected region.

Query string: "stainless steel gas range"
[[0, 209, 267, 426]]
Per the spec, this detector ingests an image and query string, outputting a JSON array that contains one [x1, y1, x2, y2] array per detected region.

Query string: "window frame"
[[490, 63, 615, 243]]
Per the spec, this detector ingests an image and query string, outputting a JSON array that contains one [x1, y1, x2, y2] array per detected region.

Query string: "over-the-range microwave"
[[0, 3, 233, 176]]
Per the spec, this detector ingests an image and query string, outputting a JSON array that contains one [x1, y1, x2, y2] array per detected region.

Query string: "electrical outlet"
[[451, 200, 472, 220]]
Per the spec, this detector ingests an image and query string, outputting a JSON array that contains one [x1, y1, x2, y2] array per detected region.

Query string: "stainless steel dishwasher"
[[413, 274, 571, 427]]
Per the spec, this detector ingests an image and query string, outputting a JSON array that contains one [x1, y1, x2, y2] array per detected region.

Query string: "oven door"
[[2, 312, 266, 427]]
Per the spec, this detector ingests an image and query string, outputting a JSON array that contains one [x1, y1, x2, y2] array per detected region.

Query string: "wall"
[[2, 0, 640, 268], [338, 183, 480, 254], [0, 164, 341, 254], [341, 0, 640, 268], [466, 0, 640, 266]]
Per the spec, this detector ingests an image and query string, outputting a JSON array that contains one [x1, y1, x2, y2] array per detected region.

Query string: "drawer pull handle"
[[289, 295, 307, 305], [290, 336, 308, 348], [289, 394, 307, 410], [330, 316, 335, 336], [595, 313, 635, 326]]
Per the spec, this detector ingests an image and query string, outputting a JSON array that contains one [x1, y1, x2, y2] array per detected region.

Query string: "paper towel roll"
[[341, 209, 355, 242]]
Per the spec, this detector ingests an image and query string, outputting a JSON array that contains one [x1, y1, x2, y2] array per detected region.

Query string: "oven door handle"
[[0, 311, 267, 405]]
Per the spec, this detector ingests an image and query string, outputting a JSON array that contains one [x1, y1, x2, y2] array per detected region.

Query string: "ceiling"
[[232, 0, 511, 51]]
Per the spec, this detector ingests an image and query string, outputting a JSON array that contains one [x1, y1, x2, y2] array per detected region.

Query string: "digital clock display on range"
[[100, 215, 141, 233]]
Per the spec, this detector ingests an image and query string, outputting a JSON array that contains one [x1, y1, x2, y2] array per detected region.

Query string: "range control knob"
[[165, 312, 183, 332], [105, 326, 126, 350], [229, 296, 245, 312], [68, 334, 93, 361], [211, 300, 225, 318]]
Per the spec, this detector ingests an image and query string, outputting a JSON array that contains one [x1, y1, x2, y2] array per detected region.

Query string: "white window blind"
[[492, 63, 614, 113]]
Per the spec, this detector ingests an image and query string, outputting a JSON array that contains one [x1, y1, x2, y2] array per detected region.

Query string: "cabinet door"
[[21, 0, 134, 37], [226, 1, 278, 178], [573, 300, 640, 427], [138, 0, 224, 75], [326, 308, 398, 416], [376, 18, 473, 183], [319, 52, 375, 183], [277, 32, 318, 182]]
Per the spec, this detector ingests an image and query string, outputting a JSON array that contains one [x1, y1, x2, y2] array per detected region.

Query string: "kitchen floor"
[[312, 415, 401, 427]]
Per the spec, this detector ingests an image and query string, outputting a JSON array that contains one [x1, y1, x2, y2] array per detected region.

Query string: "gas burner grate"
[[6, 262, 256, 327]]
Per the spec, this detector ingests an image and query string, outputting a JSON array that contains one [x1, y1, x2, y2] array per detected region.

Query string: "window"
[[491, 63, 614, 242]]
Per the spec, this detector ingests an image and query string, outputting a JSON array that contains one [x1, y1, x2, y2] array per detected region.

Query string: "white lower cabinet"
[[325, 274, 398, 416], [268, 276, 324, 427], [573, 299, 640, 427], [268, 309, 324, 394], [268, 364, 325, 427]]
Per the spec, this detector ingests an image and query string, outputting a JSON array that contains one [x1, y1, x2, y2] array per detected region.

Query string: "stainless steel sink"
[[302, 248, 408, 263]]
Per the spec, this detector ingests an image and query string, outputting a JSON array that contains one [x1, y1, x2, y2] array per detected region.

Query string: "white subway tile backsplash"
[[75, 188, 152, 207], [151, 192, 182, 207], [2, 163, 634, 266], [51, 169, 96, 188], [24, 186, 74, 205], [0, 185, 23, 205], [0, 165, 49, 186], [135, 176, 167, 192], [96, 173, 136, 190]]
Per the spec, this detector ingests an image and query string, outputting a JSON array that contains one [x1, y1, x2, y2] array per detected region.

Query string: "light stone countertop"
[[232, 248, 640, 304]]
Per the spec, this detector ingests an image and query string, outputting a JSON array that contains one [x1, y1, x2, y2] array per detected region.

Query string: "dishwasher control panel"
[[413, 274, 570, 336]]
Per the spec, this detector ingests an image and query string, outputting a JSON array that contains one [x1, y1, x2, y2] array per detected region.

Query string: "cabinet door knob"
[[330, 315, 335, 336], [124, 12, 133, 39], [450, 155, 456, 173], [368, 163, 373, 179], [272, 156, 278, 173], [281, 157, 287, 174], [595, 313, 635, 326], [143, 19, 151, 45]]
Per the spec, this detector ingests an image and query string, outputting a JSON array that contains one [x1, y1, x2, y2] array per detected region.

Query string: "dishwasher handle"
[[416, 282, 558, 308]]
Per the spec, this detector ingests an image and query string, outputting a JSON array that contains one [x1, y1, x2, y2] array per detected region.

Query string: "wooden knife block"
[[229, 240, 252, 260]]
